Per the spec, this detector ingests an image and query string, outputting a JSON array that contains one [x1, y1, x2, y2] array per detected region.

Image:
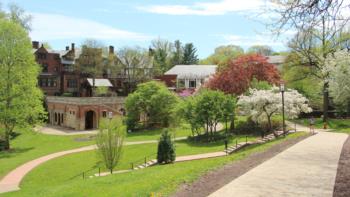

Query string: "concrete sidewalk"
[[209, 131, 348, 197]]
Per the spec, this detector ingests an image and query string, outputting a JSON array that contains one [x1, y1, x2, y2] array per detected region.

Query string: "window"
[[39, 78, 57, 87], [37, 53, 47, 59], [189, 80, 196, 88], [177, 80, 185, 88], [63, 64, 74, 72], [42, 64, 48, 72], [67, 79, 77, 88], [102, 111, 107, 118]]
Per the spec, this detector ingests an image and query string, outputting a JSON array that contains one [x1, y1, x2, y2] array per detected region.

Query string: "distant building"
[[162, 65, 217, 90], [267, 55, 286, 70]]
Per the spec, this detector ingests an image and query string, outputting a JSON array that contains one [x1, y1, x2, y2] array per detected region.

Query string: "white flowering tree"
[[324, 50, 350, 113], [238, 87, 312, 135]]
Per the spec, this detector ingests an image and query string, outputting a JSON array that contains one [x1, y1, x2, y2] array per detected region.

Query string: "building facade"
[[46, 96, 125, 130]]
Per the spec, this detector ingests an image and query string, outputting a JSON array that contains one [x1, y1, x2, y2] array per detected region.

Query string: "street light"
[[280, 83, 286, 136]]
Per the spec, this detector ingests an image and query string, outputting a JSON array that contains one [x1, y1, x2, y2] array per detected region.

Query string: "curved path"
[[0, 138, 186, 194], [210, 126, 348, 196]]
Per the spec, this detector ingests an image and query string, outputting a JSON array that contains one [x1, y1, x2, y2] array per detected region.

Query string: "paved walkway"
[[0, 137, 186, 194], [209, 128, 348, 197], [36, 125, 98, 136]]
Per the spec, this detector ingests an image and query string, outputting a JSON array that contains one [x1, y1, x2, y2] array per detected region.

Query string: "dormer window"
[[42, 64, 48, 72]]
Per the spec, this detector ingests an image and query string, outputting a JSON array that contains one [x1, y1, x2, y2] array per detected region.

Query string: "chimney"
[[71, 43, 75, 51], [32, 41, 39, 49], [109, 45, 114, 54], [66, 46, 69, 51]]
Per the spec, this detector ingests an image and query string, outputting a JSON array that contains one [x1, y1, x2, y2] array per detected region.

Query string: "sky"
[[1, 0, 294, 58]]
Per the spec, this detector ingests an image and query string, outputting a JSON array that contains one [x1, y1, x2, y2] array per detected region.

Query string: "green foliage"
[[171, 40, 183, 66], [179, 89, 236, 141], [95, 86, 108, 96], [200, 45, 244, 69], [250, 78, 272, 90], [247, 45, 273, 56], [182, 43, 199, 65], [236, 116, 282, 137], [0, 19, 45, 150], [125, 81, 179, 130], [150, 38, 173, 75], [96, 118, 126, 173], [282, 52, 322, 109], [157, 129, 176, 164]]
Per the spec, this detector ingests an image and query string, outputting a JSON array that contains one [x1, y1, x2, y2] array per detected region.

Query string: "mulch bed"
[[333, 135, 350, 197], [173, 134, 311, 197]]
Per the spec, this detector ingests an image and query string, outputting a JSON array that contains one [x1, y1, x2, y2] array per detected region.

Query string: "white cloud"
[[138, 0, 269, 16], [222, 34, 285, 47], [30, 13, 152, 41]]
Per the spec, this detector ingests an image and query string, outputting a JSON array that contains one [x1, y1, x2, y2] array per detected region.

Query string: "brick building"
[[46, 96, 125, 130]]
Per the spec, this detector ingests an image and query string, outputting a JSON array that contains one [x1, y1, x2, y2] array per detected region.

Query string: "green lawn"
[[294, 118, 350, 134], [1, 132, 307, 197], [0, 128, 94, 179], [18, 134, 256, 188]]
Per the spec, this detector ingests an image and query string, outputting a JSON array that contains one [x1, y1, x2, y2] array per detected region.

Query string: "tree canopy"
[[0, 19, 45, 150], [247, 45, 274, 56], [200, 45, 244, 69], [182, 43, 199, 65], [125, 81, 179, 130], [207, 54, 281, 95]]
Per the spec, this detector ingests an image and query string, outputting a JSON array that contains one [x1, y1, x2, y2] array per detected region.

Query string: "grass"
[[1, 132, 307, 197], [18, 134, 256, 188], [294, 118, 350, 134], [0, 128, 94, 179]]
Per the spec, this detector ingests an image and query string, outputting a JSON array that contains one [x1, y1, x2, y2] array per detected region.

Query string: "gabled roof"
[[87, 78, 113, 87], [165, 65, 217, 79]]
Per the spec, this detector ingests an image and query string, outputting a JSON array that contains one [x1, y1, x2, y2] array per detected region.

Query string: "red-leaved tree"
[[206, 54, 281, 95]]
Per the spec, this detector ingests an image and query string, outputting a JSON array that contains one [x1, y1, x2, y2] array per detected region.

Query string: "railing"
[[129, 152, 157, 170]]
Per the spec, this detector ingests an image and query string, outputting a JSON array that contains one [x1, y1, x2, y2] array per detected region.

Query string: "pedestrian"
[[309, 116, 315, 134]]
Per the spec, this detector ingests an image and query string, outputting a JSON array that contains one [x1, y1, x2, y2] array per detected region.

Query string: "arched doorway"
[[85, 110, 95, 130]]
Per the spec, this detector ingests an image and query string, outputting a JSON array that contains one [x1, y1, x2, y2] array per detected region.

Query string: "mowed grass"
[[294, 118, 350, 134], [1, 132, 307, 197], [0, 128, 94, 179], [18, 135, 256, 189]]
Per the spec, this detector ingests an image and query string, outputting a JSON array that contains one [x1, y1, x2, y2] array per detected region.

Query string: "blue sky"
[[1, 0, 293, 58]]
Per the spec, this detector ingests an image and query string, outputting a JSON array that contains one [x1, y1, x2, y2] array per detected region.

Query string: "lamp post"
[[280, 83, 286, 136]]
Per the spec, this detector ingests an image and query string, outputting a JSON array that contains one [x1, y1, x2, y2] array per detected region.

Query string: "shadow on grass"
[[0, 147, 34, 159]]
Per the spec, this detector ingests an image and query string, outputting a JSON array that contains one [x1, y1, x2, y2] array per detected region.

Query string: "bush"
[[235, 116, 282, 137], [157, 130, 176, 164]]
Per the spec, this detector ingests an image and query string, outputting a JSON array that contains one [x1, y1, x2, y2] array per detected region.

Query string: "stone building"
[[46, 96, 126, 130]]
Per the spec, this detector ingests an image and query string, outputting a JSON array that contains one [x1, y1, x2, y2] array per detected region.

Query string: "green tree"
[[200, 45, 244, 69], [0, 19, 45, 150], [76, 39, 105, 96], [247, 45, 273, 56], [150, 38, 173, 75], [116, 47, 153, 94], [125, 81, 179, 130], [96, 117, 125, 174], [157, 129, 176, 164], [181, 89, 236, 141], [170, 40, 183, 66], [182, 43, 199, 65], [0, 3, 31, 31]]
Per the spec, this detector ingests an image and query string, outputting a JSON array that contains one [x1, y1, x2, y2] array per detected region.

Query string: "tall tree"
[[116, 47, 153, 94], [149, 38, 173, 75], [200, 45, 244, 69], [268, 0, 350, 122], [182, 43, 199, 65], [247, 45, 273, 56], [171, 40, 183, 66], [0, 3, 31, 31], [76, 39, 105, 96], [0, 19, 45, 150]]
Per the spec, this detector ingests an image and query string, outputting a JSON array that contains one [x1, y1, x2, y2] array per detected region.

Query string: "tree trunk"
[[323, 82, 329, 123], [229, 115, 235, 134], [4, 131, 10, 150]]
